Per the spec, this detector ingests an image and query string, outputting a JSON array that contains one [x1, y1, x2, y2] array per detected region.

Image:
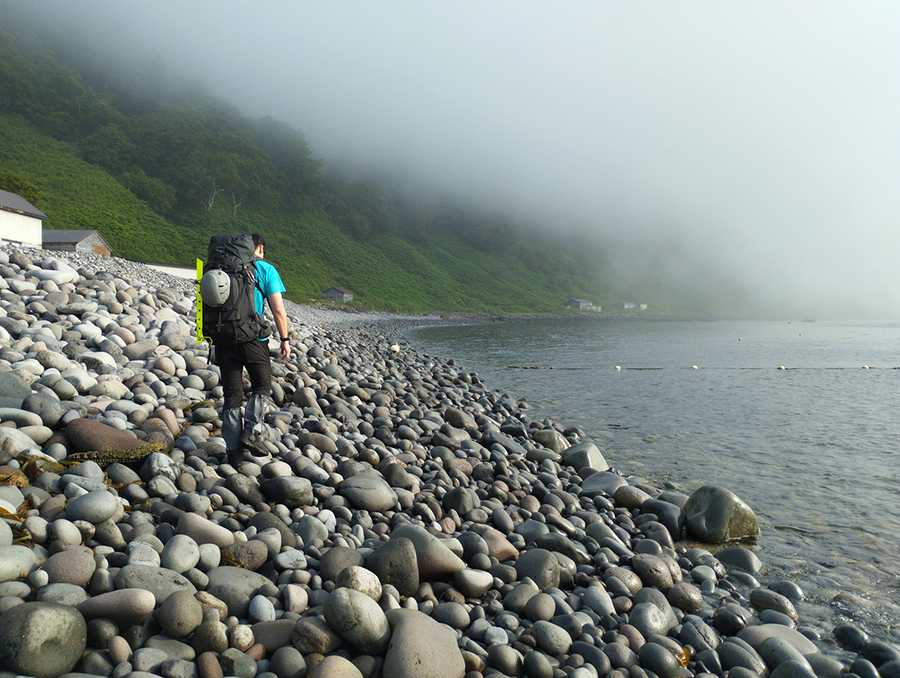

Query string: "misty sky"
[[35, 2, 900, 317]]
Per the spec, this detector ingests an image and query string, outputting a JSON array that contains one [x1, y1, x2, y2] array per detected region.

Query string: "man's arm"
[[267, 292, 291, 361]]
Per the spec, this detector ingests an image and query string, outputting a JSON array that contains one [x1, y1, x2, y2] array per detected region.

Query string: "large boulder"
[[683, 485, 760, 543], [0, 602, 87, 678], [561, 440, 609, 472], [383, 609, 465, 678]]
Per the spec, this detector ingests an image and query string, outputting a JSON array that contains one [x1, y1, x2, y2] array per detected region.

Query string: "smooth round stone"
[[198, 543, 221, 571], [292, 616, 342, 655], [453, 568, 494, 598], [768, 659, 817, 678], [525, 592, 557, 622], [260, 476, 314, 509], [604, 642, 639, 670], [132, 646, 170, 672], [691, 565, 718, 584], [736, 624, 819, 655], [78, 588, 157, 626], [749, 588, 799, 621], [66, 490, 120, 524], [515, 549, 561, 591], [683, 486, 759, 543], [382, 610, 465, 678], [759, 636, 814, 672], [630, 601, 675, 637], [769, 580, 804, 601], [249, 594, 277, 623], [581, 583, 615, 617], [115, 564, 197, 605], [523, 650, 554, 678], [36, 582, 89, 606], [335, 565, 382, 601], [323, 587, 391, 655], [192, 619, 230, 655], [43, 546, 96, 586], [530, 619, 573, 655], [833, 624, 870, 651], [431, 602, 470, 630], [108, 635, 132, 665], [49, 518, 85, 545], [161, 534, 202, 573], [282, 585, 308, 615], [177, 511, 235, 547], [638, 642, 683, 678], [365, 537, 419, 597], [230, 625, 256, 652], [632, 553, 674, 589], [0, 580, 32, 599], [0, 601, 87, 678], [484, 626, 510, 645], [222, 540, 268, 571], [319, 546, 365, 583], [128, 540, 162, 567], [605, 566, 642, 594], [667, 581, 703, 612], [759, 609, 797, 628], [718, 639, 768, 675], [270, 645, 307, 678], [338, 470, 398, 511], [390, 524, 466, 580], [488, 643, 524, 676], [159, 590, 203, 638], [311, 654, 363, 678]]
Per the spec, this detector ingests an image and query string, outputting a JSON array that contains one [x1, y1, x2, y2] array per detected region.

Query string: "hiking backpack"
[[199, 233, 271, 345]]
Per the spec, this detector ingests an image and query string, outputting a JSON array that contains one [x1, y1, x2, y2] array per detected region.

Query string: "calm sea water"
[[407, 320, 900, 642]]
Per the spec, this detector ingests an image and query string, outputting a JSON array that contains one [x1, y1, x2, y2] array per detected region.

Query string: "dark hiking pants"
[[217, 339, 272, 451]]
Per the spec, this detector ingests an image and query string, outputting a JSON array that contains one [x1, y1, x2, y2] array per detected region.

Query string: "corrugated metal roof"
[[0, 189, 48, 220]]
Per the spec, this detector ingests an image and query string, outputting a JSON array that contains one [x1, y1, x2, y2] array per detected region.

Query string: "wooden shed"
[[324, 286, 354, 303], [0, 189, 47, 247], [43, 229, 113, 256]]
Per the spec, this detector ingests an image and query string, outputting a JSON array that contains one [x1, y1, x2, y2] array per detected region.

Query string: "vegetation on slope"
[[0, 8, 749, 316]]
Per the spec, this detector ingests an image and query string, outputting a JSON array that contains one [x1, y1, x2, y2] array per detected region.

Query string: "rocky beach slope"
[[0, 245, 894, 678]]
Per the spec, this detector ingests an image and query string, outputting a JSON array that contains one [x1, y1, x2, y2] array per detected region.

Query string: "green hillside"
[[0, 12, 750, 316]]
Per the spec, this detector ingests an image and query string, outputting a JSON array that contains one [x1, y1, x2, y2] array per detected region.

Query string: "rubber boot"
[[240, 393, 275, 456], [222, 407, 243, 464]]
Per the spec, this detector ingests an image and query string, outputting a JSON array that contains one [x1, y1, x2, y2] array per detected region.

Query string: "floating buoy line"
[[499, 364, 896, 371]]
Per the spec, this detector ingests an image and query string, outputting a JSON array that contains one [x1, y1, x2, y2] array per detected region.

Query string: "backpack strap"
[[250, 261, 266, 307]]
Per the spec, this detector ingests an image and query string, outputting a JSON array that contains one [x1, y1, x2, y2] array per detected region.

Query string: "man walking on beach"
[[216, 233, 291, 465]]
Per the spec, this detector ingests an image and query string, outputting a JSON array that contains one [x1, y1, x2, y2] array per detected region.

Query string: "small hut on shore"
[[325, 286, 353, 303]]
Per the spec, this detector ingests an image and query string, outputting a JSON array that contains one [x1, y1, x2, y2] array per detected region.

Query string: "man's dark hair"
[[252, 233, 266, 249]]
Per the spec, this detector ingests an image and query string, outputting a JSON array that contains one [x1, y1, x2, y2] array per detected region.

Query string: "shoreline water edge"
[[0, 245, 894, 678]]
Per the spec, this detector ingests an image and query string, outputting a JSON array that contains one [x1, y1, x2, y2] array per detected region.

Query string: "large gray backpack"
[[199, 234, 270, 345]]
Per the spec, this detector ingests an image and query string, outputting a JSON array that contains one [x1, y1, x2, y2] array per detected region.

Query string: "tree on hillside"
[[0, 170, 40, 205]]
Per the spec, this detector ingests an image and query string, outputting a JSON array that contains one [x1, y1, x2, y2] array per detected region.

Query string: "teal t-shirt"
[[253, 259, 286, 316]]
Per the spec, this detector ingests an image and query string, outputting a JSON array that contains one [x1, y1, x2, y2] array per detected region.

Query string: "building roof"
[[43, 229, 112, 252], [42, 229, 101, 244], [0, 189, 48, 220], [326, 286, 353, 294]]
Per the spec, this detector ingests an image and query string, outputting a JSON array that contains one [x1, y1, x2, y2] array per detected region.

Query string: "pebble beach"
[[0, 245, 895, 678]]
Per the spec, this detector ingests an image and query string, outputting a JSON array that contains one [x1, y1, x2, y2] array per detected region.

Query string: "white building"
[[0, 189, 47, 247]]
